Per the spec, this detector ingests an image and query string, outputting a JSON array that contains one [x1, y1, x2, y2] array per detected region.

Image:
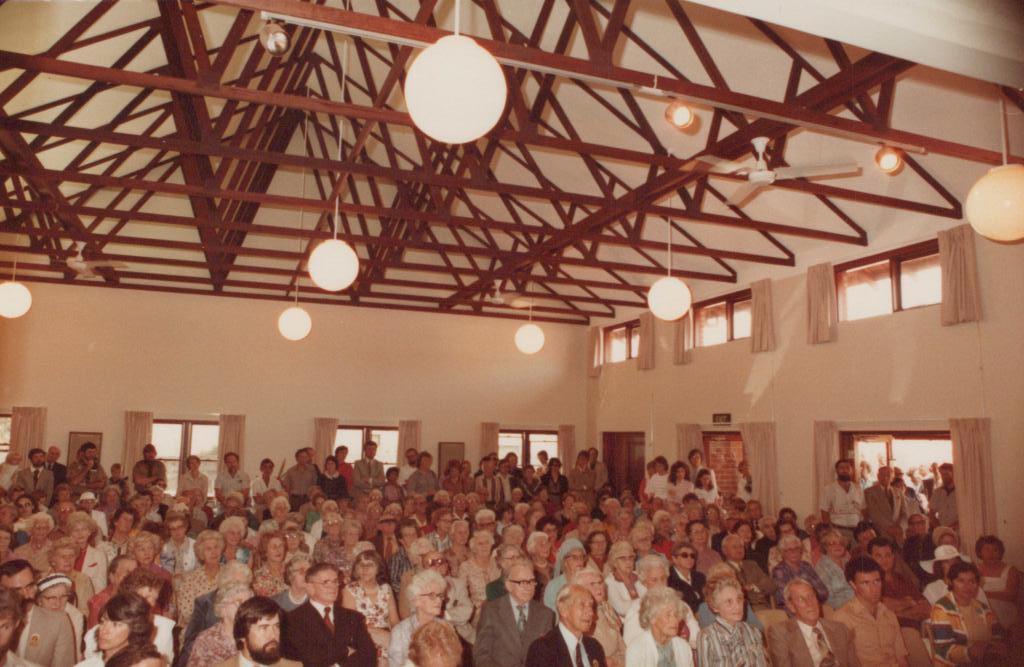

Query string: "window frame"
[[839, 429, 952, 482], [335, 424, 400, 467], [693, 288, 753, 347], [151, 419, 220, 497], [0, 413, 10, 458], [498, 429, 559, 467], [602, 319, 641, 364], [834, 239, 940, 317]]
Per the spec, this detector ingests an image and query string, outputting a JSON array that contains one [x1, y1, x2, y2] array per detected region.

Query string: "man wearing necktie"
[[15, 449, 54, 507], [525, 584, 607, 667], [475, 561, 555, 667], [767, 578, 860, 666], [865, 466, 906, 542]]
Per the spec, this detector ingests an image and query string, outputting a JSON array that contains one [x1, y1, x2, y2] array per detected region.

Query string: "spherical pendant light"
[[647, 276, 692, 321], [0, 281, 32, 318], [308, 239, 359, 292], [965, 164, 1024, 242], [404, 34, 507, 144], [514, 323, 545, 355], [277, 306, 312, 341]]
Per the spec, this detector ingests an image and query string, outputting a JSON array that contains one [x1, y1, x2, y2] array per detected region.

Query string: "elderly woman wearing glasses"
[[627, 586, 694, 667], [389, 569, 452, 667]]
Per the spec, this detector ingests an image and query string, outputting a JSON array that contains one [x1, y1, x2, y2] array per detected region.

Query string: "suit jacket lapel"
[[788, 620, 816, 667]]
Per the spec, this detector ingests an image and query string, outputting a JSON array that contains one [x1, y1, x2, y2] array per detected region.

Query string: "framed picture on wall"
[[67, 432, 102, 463], [438, 442, 464, 475]]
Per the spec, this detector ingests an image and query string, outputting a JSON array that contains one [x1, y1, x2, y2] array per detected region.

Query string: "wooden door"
[[602, 431, 647, 497]]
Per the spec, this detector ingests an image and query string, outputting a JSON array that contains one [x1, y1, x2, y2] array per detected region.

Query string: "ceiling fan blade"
[[726, 181, 765, 207], [678, 155, 745, 175], [773, 161, 861, 180]]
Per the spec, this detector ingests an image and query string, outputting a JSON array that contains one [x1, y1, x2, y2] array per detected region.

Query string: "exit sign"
[[712, 413, 732, 425]]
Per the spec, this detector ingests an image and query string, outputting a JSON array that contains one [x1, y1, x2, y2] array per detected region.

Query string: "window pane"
[[163, 461, 181, 496], [0, 416, 10, 447], [696, 302, 727, 347], [629, 328, 640, 358], [606, 327, 627, 363], [891, 438, 952, 476], [528, 433, 558, 467], [838, 260, 892, 321], [732, 300, 752, 340], [900, 254, 941, 309], [190, 424, 220, 460], [499, 432, 524, 462], [370, 429, 399, 467], [152, 423, 184, 459], [334, 429, 364, 462]]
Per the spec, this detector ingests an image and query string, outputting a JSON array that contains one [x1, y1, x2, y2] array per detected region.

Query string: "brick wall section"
[[704, 434, 744, 497]]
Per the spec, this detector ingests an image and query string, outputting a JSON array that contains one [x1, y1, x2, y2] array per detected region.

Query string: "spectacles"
[[676, 553, 697, 559], [310, 579, 340, 587], [418, 592, 446, 600], [510, 579, 537, 586], [426, 558, 446, 567]]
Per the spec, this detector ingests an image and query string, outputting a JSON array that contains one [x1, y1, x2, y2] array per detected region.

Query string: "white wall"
[[0, 284, 587, 470], [586, 236, 1024, 563]]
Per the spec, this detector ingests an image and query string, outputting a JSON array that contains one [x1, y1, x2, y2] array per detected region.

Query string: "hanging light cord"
[[297, 107, 309, 305], [666, 196, 675, 277], [999, 95, 1009, 166], [10, 260, 16, 281], [454, 0, 461, 36], [333, 0, 352, 241]]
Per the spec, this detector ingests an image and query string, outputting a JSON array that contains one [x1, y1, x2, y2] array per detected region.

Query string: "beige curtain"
[[750, 279, 776, 353], [480, 422, 499, 458], [938, 224, 982, 326], [740, 422, 780, 516], [587, 326, 602, 378], [812, 421, 839, 511], [558, 424, 576, 466], [9, 407, 46, 456], [398, 420, 422, 456], [673, 312, 694, 365], [807, 262, 838, 344], [949, 418, 997, 551], [314, 417, 339, 463], [675, 423, 703, 464], [217, 415, 246, 469], [123, 411, 153, 470], [637, 312, 655, 370]]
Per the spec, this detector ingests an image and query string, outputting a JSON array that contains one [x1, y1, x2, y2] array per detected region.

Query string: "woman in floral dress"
[[251, 530, 288, 597], [343, 550, 399, 666]]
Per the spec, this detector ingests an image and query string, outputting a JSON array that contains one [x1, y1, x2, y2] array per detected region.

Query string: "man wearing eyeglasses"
[[281, 562, 375, 667], [0, 559, 75, 667], [476, 561, 555, 667]]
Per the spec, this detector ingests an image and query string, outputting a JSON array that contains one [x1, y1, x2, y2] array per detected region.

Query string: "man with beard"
[[0, 559, 75, 667], [819, 459, 865, 543], [216, 596, 300, 667]]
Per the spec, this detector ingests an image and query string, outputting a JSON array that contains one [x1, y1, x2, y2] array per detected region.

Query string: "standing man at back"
[[476, 560, 555, 667], [281, 449, 317, 512], [928, 463, 958, 530], [45, 447, 67, 489], [215, 452, 251, 509], [820, 459, 864, 543], [352, 441, 385, 500], [864, 465, 905, 542], [132, 443, 167, 493]]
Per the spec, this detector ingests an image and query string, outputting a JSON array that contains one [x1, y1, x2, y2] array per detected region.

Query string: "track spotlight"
[[874, 146, 903, 174], [664, 99, 695, 130], [259, 21, 290, 57]]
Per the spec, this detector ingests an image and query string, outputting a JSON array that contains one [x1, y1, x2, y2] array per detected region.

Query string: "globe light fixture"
[[664, 99, 695, 130], [965, 98, 1024, 242], [966, 164, 1024, 242], [515, 323, 545, 354], [647, 213, 692, 321], [874, 145, 903, 174], [259, 21, 290, 56], [277, 305, 312, 341], [403, 0, 507, 144], [0, 280, 31, 319], [308, 238, 359, 292]]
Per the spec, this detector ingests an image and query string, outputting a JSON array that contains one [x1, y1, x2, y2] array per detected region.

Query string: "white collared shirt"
[[819, 482, 864, 528], [558, 623, 589, 666], [509, 595, 530, 624], [796, 620, 831, 666]]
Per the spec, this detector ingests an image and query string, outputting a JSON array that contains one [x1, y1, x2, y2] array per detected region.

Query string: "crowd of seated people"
[[0, 439, 1018, 666]]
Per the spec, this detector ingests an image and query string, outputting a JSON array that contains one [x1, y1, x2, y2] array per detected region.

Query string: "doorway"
[[602, 431, 646, 498]]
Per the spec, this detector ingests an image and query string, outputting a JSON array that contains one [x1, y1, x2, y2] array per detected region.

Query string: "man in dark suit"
[[476, 561, 555, 667], [45, 446, 67, 488], [282, 562, 375, 667], [863, 466, 905, 542], [767, 578, 860, 667], [721, 534, 777, 611], [525, 584, 606, 667]]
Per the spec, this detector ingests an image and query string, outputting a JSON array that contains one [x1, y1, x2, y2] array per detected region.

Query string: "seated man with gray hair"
[[487, 544, 525, 601], [767, 577, 859, 666], [525, 584, 607, 667], [626, 586, 694, 667], [476, 560, 555, 667], [720, 533, 777, 611]]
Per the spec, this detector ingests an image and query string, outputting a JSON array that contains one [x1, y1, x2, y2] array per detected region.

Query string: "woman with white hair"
[[443, 519, 471, 572], [605, 541, 643, 617], [572, 567, 626, 667], [66, 511, 107, 594], [458, 530, 498, 612], [13, 511, 54, 572], [697, 576, 767, 666], [623, 555, 701, 648], [218, 515, 251, 564], [189, 582, 253, 667], [526, 531, 553, 588], [173, 529, 226, 627], [627, 587, 694, 667], [389, 569, 451, 667]]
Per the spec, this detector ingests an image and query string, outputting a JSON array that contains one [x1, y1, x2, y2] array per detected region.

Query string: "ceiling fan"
[[488, 280, 533, 308], [65, 242, 128, 277], [720, 136, 860, 207]]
